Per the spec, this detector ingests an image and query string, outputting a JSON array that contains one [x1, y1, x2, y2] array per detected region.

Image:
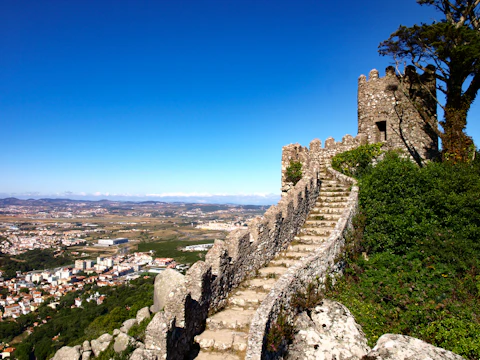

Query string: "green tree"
[[285, 161, 303, 185], [379, 0, 480, 162]]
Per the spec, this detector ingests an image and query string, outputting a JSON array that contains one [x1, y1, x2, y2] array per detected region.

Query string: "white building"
[[97, 238, 128, 247]]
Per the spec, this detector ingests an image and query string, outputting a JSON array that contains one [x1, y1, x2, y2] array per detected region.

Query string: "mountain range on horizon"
[[0, 193, 280, 206]]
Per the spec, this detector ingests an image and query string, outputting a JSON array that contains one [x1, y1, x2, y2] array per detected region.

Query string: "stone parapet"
[[281, 135, 365, 192]]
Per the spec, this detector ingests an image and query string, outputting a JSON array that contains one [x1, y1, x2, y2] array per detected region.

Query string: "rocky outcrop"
[[152, 268, 185, 313], [366, 334, 466, 360], [114, 332, 133, 353], [286, 301, 466, 360], [287, 299, 370, 360], [136, 306, 151, 323], [82, 340, 91, 352], [49, 307, 152, 359], [50, 346, 81, 360], [90, 333, 112, 357], [120, 318, 137, 333]]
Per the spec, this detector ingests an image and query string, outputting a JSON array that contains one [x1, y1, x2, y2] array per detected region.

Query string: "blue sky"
[[1, 1, 479, 204]]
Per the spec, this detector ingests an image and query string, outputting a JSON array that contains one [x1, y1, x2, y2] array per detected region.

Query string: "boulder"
[[129, 348, 160, 360], [82, 340, 91, 352], [286, 299, 370, 360], [129, 348, 146, 360], [366, 334, 466, 360], [50, 346, 81, 360], [145, 311, 173, 353], [113, 328, 121, 336], [114, 332, 133, 353], [136, 306, 151, 324], [152, 269, 185, 312], [97, 333, 113, 343], [81, 351, 91, 360], [90, 333, 112, 357], [120, 318, 137, 333]]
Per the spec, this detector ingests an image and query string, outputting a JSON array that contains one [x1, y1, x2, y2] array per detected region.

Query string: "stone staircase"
[[193, 170, 351, 359]]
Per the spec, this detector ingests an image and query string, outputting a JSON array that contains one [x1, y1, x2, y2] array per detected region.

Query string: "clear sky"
[[2, 1, 479, 204]]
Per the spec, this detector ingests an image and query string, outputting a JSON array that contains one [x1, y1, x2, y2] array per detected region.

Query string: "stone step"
[[315, 200, 349, 206], [321, 185, 349, 191], [269, 258, 298, 268], [304, 219, 338, 227], [300, 225, 331, 233], [278, 250, 311, 259], [195, 329, 248, 352], [257, 266, 289, 279], [243, 277, 277, 291], [206, 307, 256, 330], [228, 289, 268, 307], [317, 197, 349, 203], [195, 351, 242, 360], [320, 191, 350, 197], [307, 213, 341, 221], [311, 207, 344, 214], [317, 196, 350, 202], [288, 243, 320, 252], [299, 228, 331, 237], [294, 235, 330, 244]]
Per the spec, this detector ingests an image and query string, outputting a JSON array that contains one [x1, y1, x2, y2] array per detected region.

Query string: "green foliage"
[[359, 152, 480, 270], [12, 276, 154, 360], [0, 249, 72, 279], [331, 143, 383, 178], [291, 278, 324, 312], [285, 161, 303, 185], [419, 317, 480, 359], [128, 315, 152, 342], [0, 320, 22, 343], [137, 238, 212, 264], [379, 0, 480, 162], [328, 153, 480, 359], [96, 340, 136, 360], [266, 310, 294, 355]]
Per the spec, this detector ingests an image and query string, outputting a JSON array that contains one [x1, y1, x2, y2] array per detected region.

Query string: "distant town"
[[0, 198, 267, 321]]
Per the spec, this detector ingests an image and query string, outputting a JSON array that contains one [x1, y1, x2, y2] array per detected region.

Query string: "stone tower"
[[358, 66, 439, 161]]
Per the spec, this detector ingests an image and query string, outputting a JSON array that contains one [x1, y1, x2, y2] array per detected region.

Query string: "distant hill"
[[0, 197, 272, 208], [0, 193, 279, 206]]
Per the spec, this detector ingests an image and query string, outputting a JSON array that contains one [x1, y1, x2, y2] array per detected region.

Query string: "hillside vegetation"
[[10, 276, 154, 360], [0, 250, 72, 280], [330, 149, 480, 360]]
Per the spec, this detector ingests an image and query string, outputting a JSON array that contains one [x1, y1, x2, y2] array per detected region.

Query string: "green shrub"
[[291, 279, 323, 312], [285, 161, 302, 185], [331, 143, 384, 178], [128, 316, 152, 342], [327, 153, 480, 359], [266, 310, 294, 354]]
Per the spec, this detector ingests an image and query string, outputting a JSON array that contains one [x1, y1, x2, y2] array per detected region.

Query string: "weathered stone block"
[[152, 268, 185, 313]]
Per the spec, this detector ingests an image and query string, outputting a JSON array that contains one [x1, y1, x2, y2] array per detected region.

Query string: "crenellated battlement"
[[281, 134, 367, 192]]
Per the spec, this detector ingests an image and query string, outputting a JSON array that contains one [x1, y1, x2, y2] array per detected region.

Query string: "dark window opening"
[[376, 121, 387, 141]]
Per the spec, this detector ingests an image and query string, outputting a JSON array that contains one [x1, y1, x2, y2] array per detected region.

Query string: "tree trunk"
[[442, 103, 473, 162]]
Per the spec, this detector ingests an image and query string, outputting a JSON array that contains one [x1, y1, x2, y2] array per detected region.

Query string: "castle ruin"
[[358, 66, 439, 162]]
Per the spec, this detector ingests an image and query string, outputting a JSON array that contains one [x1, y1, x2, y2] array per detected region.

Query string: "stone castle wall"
[[358, 66, 438, 162], [246, 165, 358, 360], [144, 134, 368, 359], [281, 134, 367, 193], [142, 157, 324, 359]]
